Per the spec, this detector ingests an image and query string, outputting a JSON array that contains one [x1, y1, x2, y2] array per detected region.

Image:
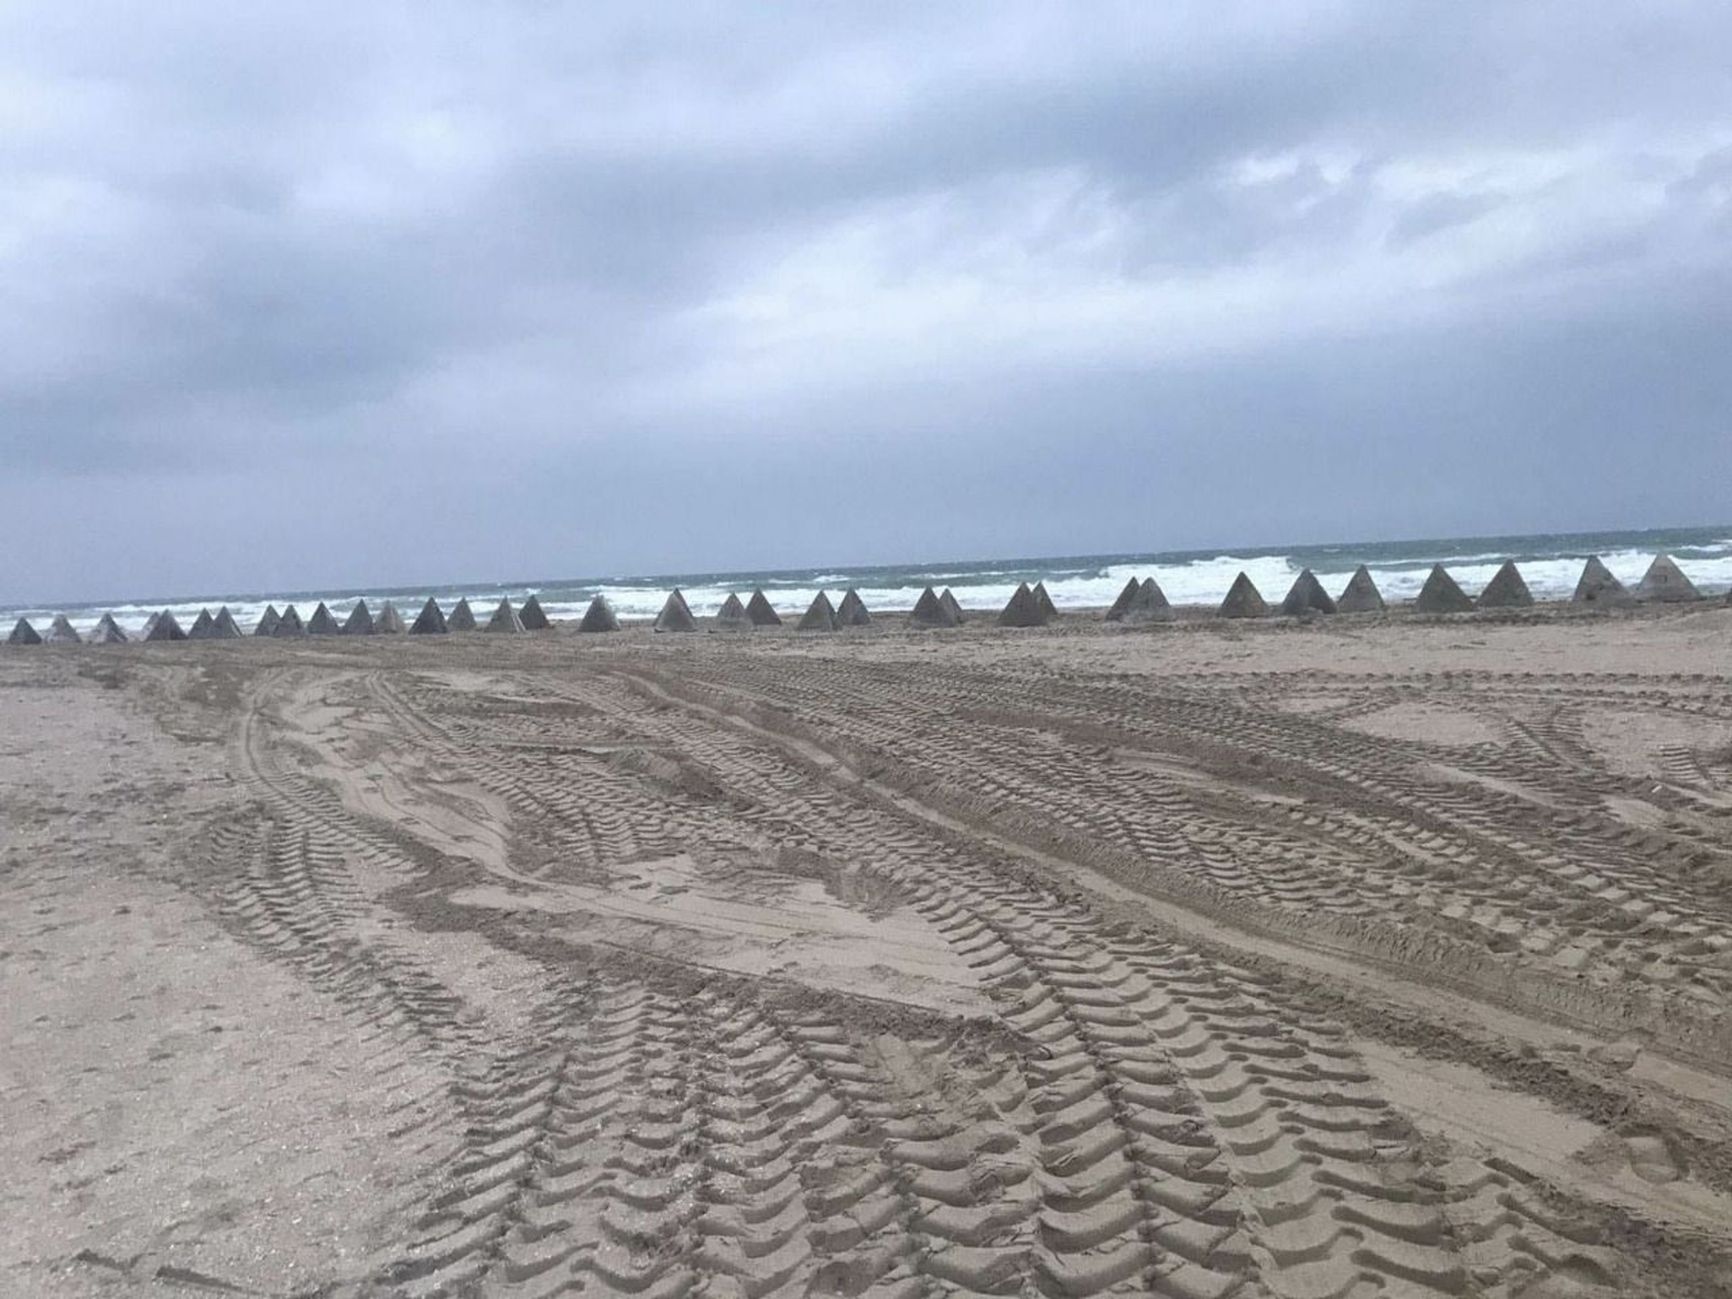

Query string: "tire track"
[[568, 664, 1515, 1298]]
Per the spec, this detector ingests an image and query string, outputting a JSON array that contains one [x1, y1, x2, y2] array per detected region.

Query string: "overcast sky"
[[3, 3, 1730, 602]]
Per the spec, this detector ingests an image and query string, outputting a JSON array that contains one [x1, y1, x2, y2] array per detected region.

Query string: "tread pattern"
[[155, 650, 1728, 1296]]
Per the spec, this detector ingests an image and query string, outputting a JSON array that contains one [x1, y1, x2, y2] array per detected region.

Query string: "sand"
[[3, 603, 1732, 1297]]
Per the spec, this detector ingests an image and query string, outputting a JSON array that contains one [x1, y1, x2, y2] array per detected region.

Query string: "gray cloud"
[[2, 2, 1730, 601]]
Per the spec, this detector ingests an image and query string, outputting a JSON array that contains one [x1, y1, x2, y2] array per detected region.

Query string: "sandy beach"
[[4, 604, 1732, 1298]]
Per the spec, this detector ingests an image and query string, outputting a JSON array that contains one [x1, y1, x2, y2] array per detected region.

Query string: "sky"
[[3, 3, 1730, 603]]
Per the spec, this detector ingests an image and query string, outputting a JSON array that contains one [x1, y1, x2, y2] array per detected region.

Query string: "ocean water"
[[8, 526, 1731, 637]]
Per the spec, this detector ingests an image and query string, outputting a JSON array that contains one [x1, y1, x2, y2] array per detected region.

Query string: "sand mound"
[[746, 590, 782, 627], [580, 595, 621, 633], [486, 598, 525, 634], [46, 614, 83, 645], [254, 605, 281, 637], [836, 588, 872, 627], [146, 611, 187, 642], [1279, 569, 1337, 616], [1033, 581, 1059, 619], [342, 600, 375, 635], [8, 617, 42, 646], [999, 582, 1050, 627], [1572, 556, 1630, 606], [212, 607, 243, 639], [1336, 565, 1386, 613], [1636, 554, 1700, 603], [304, 602, 340, 636], [410, 598, 449, 635], [1478, 560, 1535, 608], [1105, 577, 1143, 621], [654, 590, 697, 633], [910, 586, 958, 629], [798, 591, 838, 631], [715, 593, 754, 631], [91, 614, 128, 644], [1219, 572, 1269, 618], [447, 598, 477, 632], [273, 606, 306, 637], [1123, 578, 1173, 625], [1414, 565, 1474, 613], [519, 595, 550, 631]]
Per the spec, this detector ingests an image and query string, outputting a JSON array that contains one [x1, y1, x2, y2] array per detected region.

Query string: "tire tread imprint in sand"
[[653, 656, 1732, 1028], [547, 665, 1585, 1299], [197, 655, 1671, 1297]]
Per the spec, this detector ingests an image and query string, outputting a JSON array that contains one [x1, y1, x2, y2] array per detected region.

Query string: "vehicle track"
[[540, 663, 1632, 1297], [649, 654, 1732, 1045], [152, 649, 1730, 1297]]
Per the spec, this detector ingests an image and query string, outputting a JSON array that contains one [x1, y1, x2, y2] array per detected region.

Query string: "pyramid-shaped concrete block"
[[9, 617, 42, 645], [1335, 566, 1386, 613], [798, 591, 838, 631], [447, 598, 477, 632], [1033, 582, 1059, 619], [519, 594, 550, 630], [836, 588, 872, 627], [486, 598, 525, 633], [376, 601, 406, 634], [342, 600, 375, 635], [746, 590, 782, 627], [141, 612, 160, 638], [92, 614, 129, 644], [999, 582, 1049, 627], [654, 589, 696, 633], [1105, 577, 1143, 621], [1414, 565, 1474, 613], [1477, 561, 1534, 609], [212, 607, 243, 638], [46, 614, 83, 645], [187, 609, 219, 640], [272, 606, 306, 637], [1636, 554, 1700, 603], [714, 593, 753, 631], [1124, 577, 1175, 624], [306, 602, 341, 635], [939, 589, 966, 624], [146, 611, 187, 641], [1279, 569, 1337, 616], [580, 595, 621, 632], [910, 586, 957, 629], [1218, 573, 1269, 619], [255, 605, 281, 637], [410, 598, 448, 634], [1571, 556, 1630, 606]]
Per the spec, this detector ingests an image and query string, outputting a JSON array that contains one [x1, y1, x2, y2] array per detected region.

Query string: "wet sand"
[[3, 604, 1731, 1297]]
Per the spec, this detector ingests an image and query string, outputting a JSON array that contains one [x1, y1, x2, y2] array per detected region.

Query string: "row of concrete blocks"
[[6, 582, 890, 644], [692, 552, 1711, 633], [4, 553, 1712, 646], [4, 586, 836, 645], [5, 593, 562, 646], [1106, 552, 1709, 625]]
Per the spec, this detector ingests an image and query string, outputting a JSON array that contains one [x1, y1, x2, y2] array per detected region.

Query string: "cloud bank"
[[3, 2, 1729, 600]]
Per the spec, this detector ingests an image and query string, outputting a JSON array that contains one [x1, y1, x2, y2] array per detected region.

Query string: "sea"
[[8, 526, 1731, 637]]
